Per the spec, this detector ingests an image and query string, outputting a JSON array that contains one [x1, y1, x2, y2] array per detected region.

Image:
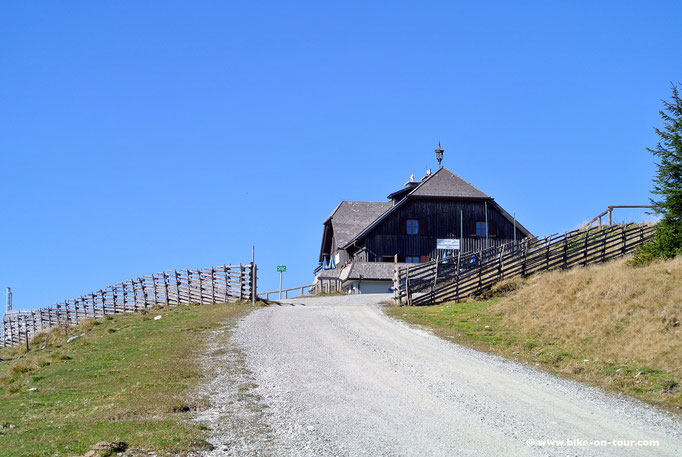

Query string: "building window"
[[475, 221, 487, 237], [406, 256, 420, 263], [406, 219, 419, 235]]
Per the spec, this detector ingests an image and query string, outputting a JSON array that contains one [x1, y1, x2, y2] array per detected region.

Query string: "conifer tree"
[[639, 82, 682, 260]]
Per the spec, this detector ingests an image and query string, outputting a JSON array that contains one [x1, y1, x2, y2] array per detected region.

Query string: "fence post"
[[221, 266, 228, 303], [477, 249, 483, 292], [394, 268, 401, 304], [252, 263, 258, 304], [433, 258, 440, 291], [583, 231, 589, 266], [100, 290, 107, 316], [238, 265, 243, 301], [24, 317, 30, 352], [622, 224, 627, 255], [150, 275, 157, 307], [209, 268, 214, 303], [174, 270, 181, 305], [161, 273, 169, 307], [196, 271, 203, 305]]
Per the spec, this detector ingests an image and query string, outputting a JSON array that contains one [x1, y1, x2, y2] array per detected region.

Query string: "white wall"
[[347, 280, 393, 294]]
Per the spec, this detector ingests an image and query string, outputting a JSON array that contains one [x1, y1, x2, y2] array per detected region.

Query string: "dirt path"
[[198, 294, 682, 456]]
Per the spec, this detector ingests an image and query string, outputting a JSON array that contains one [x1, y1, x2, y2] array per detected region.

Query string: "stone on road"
[[206, 294, 682, 456]]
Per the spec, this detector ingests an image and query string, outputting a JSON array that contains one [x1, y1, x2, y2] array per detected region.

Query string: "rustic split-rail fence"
[[1, 263, 257, 347], [395, 223, 656, 306]]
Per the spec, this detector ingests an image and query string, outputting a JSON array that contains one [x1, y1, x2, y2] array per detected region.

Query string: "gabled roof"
[[408, 167, 489, 199], [318, 167, 532, 256], [339, 167, 530, 248], [324, 201, 392, 248]]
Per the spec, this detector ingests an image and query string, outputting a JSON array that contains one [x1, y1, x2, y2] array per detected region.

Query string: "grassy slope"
[[387, 257, 682, 412], [0, 301, 255, 457]]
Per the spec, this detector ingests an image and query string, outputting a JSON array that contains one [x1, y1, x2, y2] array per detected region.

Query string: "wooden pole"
[[460, 209, 463, 252], [251, 263, 257, 304], [25, 318, 30, 353], [485, 202, 489, 249], [223, 266, 229, 303], [236, 265, 242, 302]]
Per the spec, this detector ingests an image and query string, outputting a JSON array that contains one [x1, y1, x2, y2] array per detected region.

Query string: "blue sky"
[[1, 1, 680, 309]]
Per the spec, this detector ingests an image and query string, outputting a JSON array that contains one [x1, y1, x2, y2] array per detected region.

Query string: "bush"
[[632, 222, 682, 265]]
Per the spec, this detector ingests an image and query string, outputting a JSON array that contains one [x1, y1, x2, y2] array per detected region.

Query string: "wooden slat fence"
[[2, 263, 257, 347], [395, 223, 656, 306], [313, 277, 344, 295], [257, 284, 315, 300]]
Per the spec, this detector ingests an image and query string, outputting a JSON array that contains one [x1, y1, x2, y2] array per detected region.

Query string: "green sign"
[[277, 265, 286, 272]]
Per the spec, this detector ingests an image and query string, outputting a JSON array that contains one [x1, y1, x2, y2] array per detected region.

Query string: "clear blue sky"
[[1, 1, 680, 309]]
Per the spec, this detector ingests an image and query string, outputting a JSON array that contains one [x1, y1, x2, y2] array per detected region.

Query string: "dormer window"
[[406, 219, 419, 235]]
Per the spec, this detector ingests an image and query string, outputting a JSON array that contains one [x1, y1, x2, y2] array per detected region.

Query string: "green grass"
[[386, 299, 682, 413], [0, 301, 257, 456]]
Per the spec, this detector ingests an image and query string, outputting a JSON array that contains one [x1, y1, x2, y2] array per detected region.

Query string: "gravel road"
[[198, 294, 682, 457]]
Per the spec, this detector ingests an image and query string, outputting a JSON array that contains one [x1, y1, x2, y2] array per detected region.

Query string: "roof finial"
[[435, 142, 444, 168]]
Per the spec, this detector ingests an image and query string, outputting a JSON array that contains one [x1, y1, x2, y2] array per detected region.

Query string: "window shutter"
[[420, 255, 430, 263], [420, 219, 428, 235], [400, 218, 407, 235], [489, 220, 497, 237], [470, 220, 476, 237]]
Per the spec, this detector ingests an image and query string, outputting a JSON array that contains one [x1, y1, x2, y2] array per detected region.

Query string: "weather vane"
[[435, 142, 444, 168]]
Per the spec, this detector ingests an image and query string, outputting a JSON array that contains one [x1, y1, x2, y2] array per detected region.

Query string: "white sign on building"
[[436, 238, 460, 250]]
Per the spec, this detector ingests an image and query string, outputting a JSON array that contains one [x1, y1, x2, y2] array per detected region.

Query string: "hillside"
[[388, 257, 682, 412], [0, 301, 257, 457]]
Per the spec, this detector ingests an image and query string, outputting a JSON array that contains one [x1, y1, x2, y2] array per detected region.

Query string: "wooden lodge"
[[314, 160, 532, 294]]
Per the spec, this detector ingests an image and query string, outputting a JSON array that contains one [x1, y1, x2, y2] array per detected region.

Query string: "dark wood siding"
[[362, 199, 525, 261]]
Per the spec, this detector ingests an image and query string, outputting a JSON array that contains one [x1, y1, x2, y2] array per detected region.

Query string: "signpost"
[[277, 265, 286, 299]]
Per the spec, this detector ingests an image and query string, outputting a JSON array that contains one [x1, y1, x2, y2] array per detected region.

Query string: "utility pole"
[[485, 201, 489, 249], [460, 210, 463, 252], [513, 213, 517, 243]]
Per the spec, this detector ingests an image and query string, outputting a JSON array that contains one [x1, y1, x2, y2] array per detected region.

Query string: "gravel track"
[[199, 294, 682, 456]]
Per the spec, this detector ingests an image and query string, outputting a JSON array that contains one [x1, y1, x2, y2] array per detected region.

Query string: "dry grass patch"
[[492, 257, 682, 377]]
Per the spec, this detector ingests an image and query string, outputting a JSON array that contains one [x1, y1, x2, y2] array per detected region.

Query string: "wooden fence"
[[258, 284, 315, 300], [2, 263, 257, 347], [395, 223, 656, 306], [313, 277, 343, 294]]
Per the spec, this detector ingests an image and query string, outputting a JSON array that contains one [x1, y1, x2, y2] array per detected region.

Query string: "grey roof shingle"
[[327, 201, 392, 248], [409, 167, 489, 199], [316, 267, 344, 279], [345, 262, 410, 281]]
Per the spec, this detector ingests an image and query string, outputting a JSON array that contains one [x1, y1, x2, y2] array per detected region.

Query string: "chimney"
[[404, 173, 419, 188]]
